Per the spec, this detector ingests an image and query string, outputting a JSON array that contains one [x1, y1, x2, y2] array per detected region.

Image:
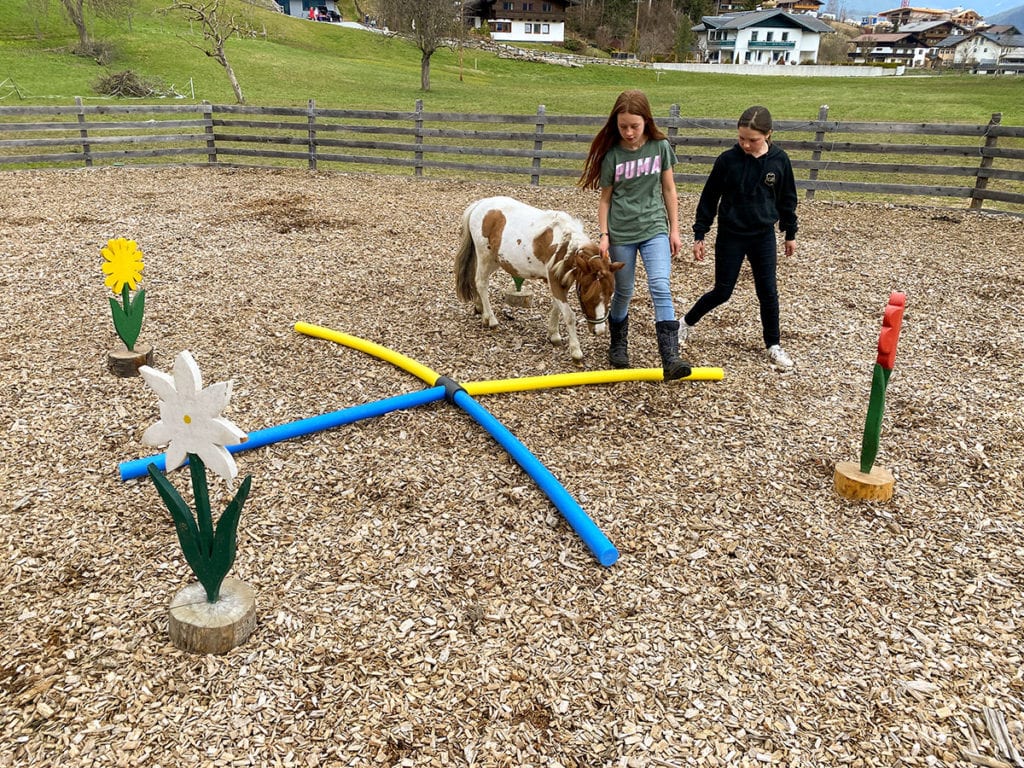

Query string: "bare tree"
[[636, 0, 679, 61], [162, 0, 248, 103], [31, 0, 132, 50], [377, 0, 461, 91]]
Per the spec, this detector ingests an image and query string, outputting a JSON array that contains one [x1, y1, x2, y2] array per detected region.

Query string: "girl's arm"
[[598, 186, 613, 256], [778, 153, 799, 246], [661, 168, 681, 258], [693, 155, 724, 242]]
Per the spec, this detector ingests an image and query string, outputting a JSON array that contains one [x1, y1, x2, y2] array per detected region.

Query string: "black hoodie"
[[693, 143, 798, 242]]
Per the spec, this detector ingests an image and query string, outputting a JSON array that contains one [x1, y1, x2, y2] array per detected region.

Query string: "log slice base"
[[503, 285, 535, 308], [107, 343, 154, 377], [834, 461, 895, 502], [168, 577, 256, 654]]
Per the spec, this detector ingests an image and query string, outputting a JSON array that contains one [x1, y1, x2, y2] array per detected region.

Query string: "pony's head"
[[573, 244, 623, 335]]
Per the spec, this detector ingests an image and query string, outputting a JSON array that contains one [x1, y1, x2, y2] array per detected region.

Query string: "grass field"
[[0, 0, 1021, 125]]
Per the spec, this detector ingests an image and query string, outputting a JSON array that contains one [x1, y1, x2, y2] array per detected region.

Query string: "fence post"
[[970, 112, 1002, 210], [414, 99, 424, 177], [666, 104, 680, 147], [75, 96, 92, 168], [202, 101, 217, 165], [307, 99, 317, 171], [531, 104, 546, 186], [806, 104, 829, 201]]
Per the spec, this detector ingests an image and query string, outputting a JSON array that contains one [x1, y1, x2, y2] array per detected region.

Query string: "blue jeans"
[[608, 233, 676, 323], [684, 229, 780, 348]]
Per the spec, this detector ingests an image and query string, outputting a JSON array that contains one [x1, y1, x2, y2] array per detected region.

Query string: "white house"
[[950, 28, 1024, 73], [464, 0, 573, 45], [279, 0, 342, 21], [693, 10, 835, 65]]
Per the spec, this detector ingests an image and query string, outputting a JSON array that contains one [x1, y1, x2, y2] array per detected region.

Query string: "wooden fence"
[[1, 98, 1022, 213]]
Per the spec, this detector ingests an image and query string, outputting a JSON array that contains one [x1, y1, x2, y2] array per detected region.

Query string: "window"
[[750, 31, 758, 41], [523, 2, 534, 10], [782, 32, 789, 41], [502, 2, 513, 10], [766, 31, 774, 42], [542, 2, 552, 10], [493, 21, 510, 32]]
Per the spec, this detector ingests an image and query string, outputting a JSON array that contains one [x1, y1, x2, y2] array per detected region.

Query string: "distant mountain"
[[841, 1, 1024, 24], [986, 3, 1024, 26]]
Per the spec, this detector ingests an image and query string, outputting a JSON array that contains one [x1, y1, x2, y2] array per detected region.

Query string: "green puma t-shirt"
[[599, 138, 676, 244]]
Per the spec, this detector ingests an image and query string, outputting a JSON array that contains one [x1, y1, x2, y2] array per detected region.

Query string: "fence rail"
[[1, 98, 1022, 213]]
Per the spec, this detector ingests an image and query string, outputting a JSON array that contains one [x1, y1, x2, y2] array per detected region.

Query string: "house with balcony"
[[848, 30, 928, 65], [950, 27, 1024, 73], [464, 0, 574, 44], [774, 0, 825, 16], [898, 19, 970, 47], [878, 6, 952, 26], [693, 9, 834, 65]]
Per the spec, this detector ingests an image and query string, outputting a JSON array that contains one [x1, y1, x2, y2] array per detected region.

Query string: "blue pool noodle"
[[452, 389, 619, 567], [119, 386, 447, 481]]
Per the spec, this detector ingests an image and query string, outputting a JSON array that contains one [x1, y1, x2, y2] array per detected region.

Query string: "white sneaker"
[[679, 321, 694, 346], [767, 344, 793, 370]]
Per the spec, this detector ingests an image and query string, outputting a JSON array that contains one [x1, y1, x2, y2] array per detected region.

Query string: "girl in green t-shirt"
[[579, 90, 691, 381]]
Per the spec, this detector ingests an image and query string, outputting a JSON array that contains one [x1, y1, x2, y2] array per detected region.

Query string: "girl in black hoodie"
[[683, 105, 798, 370]]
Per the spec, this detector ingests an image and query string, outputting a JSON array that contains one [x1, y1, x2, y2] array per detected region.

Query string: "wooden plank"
[[777, 140, 987, 157], [791, 160, 980, 176], [0, 151, 84, 164], [801, 180, 972, 196], [212, 118, 311, 131]]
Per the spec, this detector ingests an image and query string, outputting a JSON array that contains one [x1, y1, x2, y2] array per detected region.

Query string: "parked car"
[[316, 6, 341, 22]]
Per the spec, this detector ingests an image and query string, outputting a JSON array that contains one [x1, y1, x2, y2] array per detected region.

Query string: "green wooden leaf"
[[203, 474, 253, 602], [188, 454, 214, 555], [147, 463, 216, 589], [859, 363, 892, 474]]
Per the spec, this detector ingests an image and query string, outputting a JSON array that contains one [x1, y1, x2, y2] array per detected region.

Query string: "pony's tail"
[[455, 204, 479, 302]]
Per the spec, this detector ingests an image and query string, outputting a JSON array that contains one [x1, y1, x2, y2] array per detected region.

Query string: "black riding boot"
[[608, 315, 629, 369], [655, 320, 692, 381]]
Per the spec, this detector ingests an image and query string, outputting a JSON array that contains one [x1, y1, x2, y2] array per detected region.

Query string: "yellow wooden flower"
[[101, 238, 145, 293]]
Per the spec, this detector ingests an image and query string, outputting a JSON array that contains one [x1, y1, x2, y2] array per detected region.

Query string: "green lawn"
[[0, 0, 1020, 125]]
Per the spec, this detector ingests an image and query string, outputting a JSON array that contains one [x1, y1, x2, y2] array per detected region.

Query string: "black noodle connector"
[[434, 375, 466, 404]]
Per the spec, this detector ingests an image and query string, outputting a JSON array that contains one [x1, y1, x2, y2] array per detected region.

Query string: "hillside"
[[0, 0, 1022, 124]]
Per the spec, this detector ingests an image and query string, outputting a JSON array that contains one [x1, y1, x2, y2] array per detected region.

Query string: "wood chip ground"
[[1, 168, 1022, 767]]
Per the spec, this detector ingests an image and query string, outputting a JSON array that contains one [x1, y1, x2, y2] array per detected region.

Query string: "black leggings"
[[684, 228, 781, 349]]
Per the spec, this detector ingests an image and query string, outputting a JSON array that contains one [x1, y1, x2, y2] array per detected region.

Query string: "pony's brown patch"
[[481, 208, 506, 256], [531, 227, 556, 263]]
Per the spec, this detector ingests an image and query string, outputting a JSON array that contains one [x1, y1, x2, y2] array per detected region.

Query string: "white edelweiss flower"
[[139, 350, 247, 481]]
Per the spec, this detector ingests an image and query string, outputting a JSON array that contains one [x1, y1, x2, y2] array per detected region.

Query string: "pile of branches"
[[93, 70, 168, 98]]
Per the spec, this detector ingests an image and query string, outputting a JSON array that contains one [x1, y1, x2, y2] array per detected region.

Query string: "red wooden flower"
[[876, 292, 906, 370]]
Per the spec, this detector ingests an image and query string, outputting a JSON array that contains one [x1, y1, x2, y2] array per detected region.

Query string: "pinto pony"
[[455, 196, 623, 362]]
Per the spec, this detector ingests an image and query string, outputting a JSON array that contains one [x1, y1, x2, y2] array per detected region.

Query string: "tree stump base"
[[834, 460, 895, 502], [504, 285, 534, 308], [168, 577, 256, 654], [107, 343, 154, 377]]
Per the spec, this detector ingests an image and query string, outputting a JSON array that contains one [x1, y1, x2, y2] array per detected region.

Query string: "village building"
[[693, 9, 834, 65], [464, 0, 574, 44]]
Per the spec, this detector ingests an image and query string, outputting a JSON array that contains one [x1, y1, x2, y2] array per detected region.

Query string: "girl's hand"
[[693, 241, 706, 261]]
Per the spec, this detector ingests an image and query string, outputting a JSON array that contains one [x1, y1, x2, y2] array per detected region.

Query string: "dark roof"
[[695, 9, 834, 33]]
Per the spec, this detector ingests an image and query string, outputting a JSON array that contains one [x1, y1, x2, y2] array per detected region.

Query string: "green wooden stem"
[[860, 363, 892, 473]]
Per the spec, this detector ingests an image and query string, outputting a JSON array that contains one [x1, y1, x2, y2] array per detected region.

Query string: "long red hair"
[[578, 90, 667, 191]]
